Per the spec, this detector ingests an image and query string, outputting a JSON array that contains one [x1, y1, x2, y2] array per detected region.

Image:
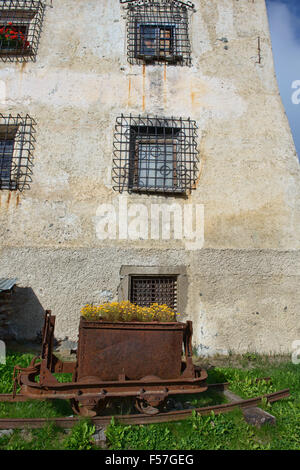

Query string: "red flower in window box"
[[0, 25, 30, 52]]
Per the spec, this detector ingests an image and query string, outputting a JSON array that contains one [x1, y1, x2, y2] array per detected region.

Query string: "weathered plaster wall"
[[1, 247, 299, 355], [0, 0, 299, 354]]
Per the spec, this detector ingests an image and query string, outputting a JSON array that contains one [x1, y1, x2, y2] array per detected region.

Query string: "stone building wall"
[[0, 0, 299, 354]]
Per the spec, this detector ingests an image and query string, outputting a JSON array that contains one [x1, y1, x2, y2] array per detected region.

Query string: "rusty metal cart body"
[[14, 311, 208, 416]]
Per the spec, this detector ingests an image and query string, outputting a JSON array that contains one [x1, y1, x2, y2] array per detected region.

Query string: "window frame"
[[112, 114, 199, 195], [135, 22, 182, 63], [131, 137, 180, 192], [0, 126, 18, 190], [0, 114, 35, 192], [0, 1, 45, 61], [0, 139, 15, 186], [126, 1, 192, 66], [119, 265, 188, 316], [130, 275, 178, 310], [0, 22, 31, 54]]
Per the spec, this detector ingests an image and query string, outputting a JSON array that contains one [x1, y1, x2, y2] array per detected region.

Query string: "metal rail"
[[0, 387, 290, 429], [0, 382, 228, 403]]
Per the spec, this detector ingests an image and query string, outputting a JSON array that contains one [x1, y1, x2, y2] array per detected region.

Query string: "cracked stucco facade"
[[0, 0, 299, 354]]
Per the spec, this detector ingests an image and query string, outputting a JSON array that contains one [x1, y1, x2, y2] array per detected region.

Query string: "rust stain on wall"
[[190, 82, 209, 109], [6, 192, 11, 209], [128, 77, 132, 107], [190, 90, 196, 106], [16, 61, 26, 92]]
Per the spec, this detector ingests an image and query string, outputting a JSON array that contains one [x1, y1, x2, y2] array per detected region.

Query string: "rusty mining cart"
[[13, 311, 208, 416]]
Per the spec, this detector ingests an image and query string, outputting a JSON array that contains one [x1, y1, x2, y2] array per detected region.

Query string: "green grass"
[[0, 351, 299, 450], [0, 421, 98, 450], [0, 352, 73, 419]]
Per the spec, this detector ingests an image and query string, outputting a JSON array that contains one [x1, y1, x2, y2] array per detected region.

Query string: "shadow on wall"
[[10, 286, 45, 342]]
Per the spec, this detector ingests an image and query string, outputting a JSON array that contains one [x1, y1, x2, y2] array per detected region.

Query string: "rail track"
[[0, 383, 290, 429], [0, 312, 291, 431]]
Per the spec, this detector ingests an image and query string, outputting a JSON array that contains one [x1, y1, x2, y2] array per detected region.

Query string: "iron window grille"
[[0, 0, 45, 62], [112, 114, 199, 194], [0, 114, 36, 191], [125, 0, 192, 66], [130, 275, 177, 310]]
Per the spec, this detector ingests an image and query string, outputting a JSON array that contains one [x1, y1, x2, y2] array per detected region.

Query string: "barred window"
[[137, 24, 175, 60], [112, 115, 199, 194], [125, 0, 192, 66], [0, 114, 35, 191], [0, 0, 45, 62], [130, 275, 177, 310]]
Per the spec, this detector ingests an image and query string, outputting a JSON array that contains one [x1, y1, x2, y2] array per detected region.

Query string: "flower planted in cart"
[[81, 301, 179, 322], [0, 23, 30, 51]]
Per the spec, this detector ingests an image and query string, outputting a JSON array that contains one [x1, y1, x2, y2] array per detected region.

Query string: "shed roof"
[[0, 278, 17, 293]]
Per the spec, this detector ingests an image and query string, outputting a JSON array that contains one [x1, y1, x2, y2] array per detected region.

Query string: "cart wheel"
[[135, 398, 163, 415], [70, 397, 108, 417]]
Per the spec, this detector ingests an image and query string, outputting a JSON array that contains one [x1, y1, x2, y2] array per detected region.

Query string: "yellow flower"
[[81, 301, 177, 323]]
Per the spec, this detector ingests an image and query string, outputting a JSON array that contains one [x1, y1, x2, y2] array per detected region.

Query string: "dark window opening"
[[130, 275, 177, 310], [129, 125, 181, 192], [0, 1, 45, 61], [136, 24, 180, 62], [113, 115, 199, 195], [0, 137, 15, 189]]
